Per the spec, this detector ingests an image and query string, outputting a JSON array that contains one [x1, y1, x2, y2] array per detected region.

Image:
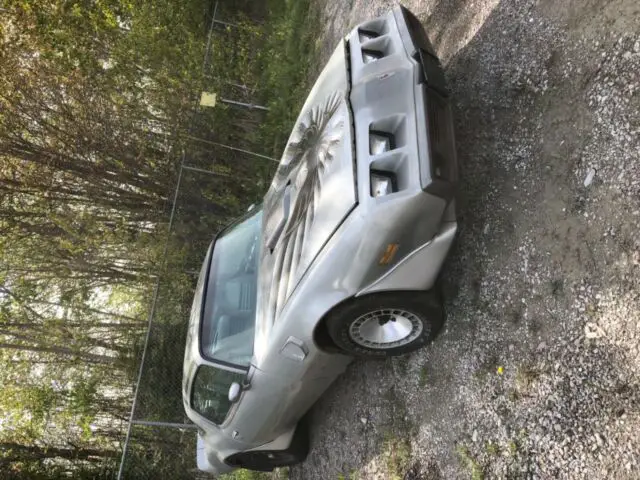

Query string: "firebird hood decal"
[[264, 92, 345, 317], [255, 42, 356, 353]]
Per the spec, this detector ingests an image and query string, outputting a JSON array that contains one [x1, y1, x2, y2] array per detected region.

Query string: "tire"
[[225, 450, 299, 472], [325, 291, 444, 357], [225, 421, 309, 471]]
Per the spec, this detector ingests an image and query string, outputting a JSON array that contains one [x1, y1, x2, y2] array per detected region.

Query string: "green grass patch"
[[256, 0, 322, 159], [418, 364, 428, 387], [514, 363, 541, 395], [383, 435, 412, 480], [456, 444, 484, 480], [484, 441, 499, 456], [220, 467, 288, 480]]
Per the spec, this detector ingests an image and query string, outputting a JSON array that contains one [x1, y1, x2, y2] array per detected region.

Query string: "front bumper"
[[348, 6, 458, 205]]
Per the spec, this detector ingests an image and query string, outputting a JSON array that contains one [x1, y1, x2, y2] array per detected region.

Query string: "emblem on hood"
[[265, 92, 346, 317]]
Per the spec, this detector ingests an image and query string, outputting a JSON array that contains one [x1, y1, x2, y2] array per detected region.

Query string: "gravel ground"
[[291, 1, 640, 479]]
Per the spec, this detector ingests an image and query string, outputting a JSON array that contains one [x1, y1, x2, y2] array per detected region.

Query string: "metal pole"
[[220, 97, 269, 111], [132, 420, 198, 430], [184, 134, 279, 163], [202, 1, 219, 73], [213, 19, 239, 29], [182, 164, 231, 176], [225, 82, 250, 91]]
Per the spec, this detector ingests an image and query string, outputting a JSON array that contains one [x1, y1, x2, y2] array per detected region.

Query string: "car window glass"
[[185, 245, 211, 353], [201, 210, 262, 367], [191, 365, 245, 425]]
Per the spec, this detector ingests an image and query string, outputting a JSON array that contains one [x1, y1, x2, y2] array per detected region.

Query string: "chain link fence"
[[116, 2, 278, 477]]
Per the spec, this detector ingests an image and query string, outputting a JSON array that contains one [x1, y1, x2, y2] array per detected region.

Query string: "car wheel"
[[325, 291, 444, 357], [225, 421, 309, 471], [226, 449, 301, 471]]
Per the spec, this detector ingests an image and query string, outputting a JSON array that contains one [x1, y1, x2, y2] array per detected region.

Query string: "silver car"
[[182, 5, 457, 475]]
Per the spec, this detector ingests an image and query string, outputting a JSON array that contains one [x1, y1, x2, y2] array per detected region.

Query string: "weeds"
[[515, 364, 540, 392], [485, 441, 500, 456], [550, 278, 564, 297], [257, 0, 321, 159], [338, 469, 360, 480], [220, 468, 282, 480], [383, 435, 412, 480], [508, 388, 520, 402], [395, 355, 410, 376], [474, 354, 500, 381], [419, 365, 428, 387], [456, 444, 484, 480]]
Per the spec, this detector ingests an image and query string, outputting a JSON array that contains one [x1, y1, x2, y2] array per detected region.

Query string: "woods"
[[1, 0, 317, 477]]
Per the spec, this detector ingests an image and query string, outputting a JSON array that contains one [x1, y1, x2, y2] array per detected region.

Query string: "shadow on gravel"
[[291, 1, 640, 479]]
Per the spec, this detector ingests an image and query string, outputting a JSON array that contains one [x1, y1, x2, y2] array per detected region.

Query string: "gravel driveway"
[[291, 1, 640, 479]]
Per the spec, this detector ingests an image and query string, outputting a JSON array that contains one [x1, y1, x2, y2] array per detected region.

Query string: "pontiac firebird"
[[182, 5, 458, 474]]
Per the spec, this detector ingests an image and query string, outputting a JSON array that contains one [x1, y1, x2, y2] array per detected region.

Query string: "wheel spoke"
[[348, 308, 423, 349]]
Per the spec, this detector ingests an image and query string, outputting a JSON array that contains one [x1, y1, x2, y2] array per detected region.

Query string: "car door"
[[220, 364, 295, 447]]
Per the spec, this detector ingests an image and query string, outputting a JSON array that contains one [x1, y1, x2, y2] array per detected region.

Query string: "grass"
[[473, 354, 499, 381], [456, 444, 484, 480], [219, 469, 275, 480], [381, 386, 418, 437], [515, 364, 540, 392], [550, 278, 564, 297], [508, 388, 520, 402], [485, 441, 500, 456], [506, 363, 542, 403], [419, 364, 429, 387], [395, 355, 410, 375], [377, 388, 418, 480], [257, 0, 322, 159], [337, 471, 359, 480], [220, 467, 289, 480], [383, 434, 412, 480]]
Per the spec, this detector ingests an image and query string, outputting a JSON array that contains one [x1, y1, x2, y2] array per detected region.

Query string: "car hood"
[[254, 41, 356, 360]]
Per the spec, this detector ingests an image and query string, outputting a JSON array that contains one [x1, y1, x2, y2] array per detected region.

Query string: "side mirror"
[[228, 382, 242, 403]]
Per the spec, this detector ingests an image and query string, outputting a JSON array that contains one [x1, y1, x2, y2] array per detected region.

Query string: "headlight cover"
[[371, 171, 396, 197], [369, 131, 394, 155], [358, 29, 379, 43], [362, 49, 383, 64]]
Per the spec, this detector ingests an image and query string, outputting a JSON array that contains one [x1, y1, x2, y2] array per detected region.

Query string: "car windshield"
[[200, 208, 262, 368]]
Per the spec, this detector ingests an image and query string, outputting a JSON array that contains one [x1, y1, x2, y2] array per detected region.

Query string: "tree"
[[0, 0, 298, 476]]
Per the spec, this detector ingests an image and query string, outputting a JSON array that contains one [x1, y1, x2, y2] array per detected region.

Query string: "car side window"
[[191, 365, 245, 425]]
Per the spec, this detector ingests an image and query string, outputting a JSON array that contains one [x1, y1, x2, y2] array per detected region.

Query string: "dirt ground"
[[290, 1, 640, 479]]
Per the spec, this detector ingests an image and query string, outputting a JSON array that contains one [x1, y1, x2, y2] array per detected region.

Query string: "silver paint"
[[183, 7, 458, 475]]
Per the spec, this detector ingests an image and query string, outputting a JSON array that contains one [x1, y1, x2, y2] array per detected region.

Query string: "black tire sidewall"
[[326, 291, 444, 357], [228, 450, 297, 471], [227, 422, 308, 470]]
